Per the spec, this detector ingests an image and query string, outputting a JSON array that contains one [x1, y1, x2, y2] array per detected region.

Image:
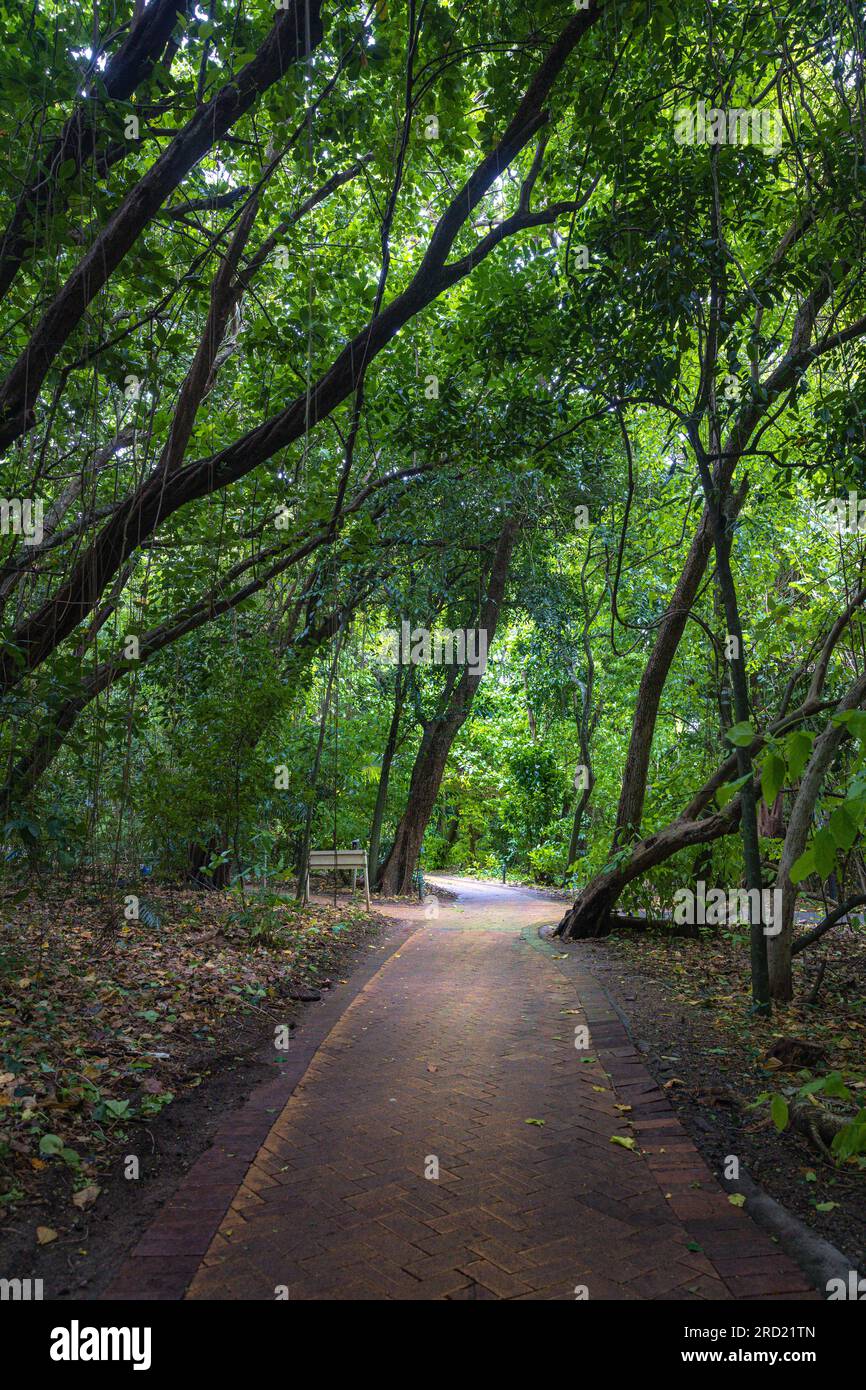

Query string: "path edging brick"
[[541, 938, 819, 1300]]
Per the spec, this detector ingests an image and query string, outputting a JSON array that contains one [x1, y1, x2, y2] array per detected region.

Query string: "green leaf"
[[716, 773, 750, 807], [761, 751, 785, 806], [784, 730, 814, 781], [821, 1071, 852, 1101], [727, 720, 756, 747], [789, 847, 815, 884], [812, 827, 836, 878], [770, 1094, 789, 1132], [828, 804, 858, 851], [831, 1111, 866, 1160], [832, 709, 866, 740], [610, 1135, 637, 1151]]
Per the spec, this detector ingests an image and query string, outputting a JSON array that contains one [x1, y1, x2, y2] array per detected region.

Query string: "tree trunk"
[[557, 801, 742, 937], [378, 519, 516, 896], [186, 836, 231, 888], [378, 718, 463, 896], [567, 779, 593, 869], [613, 514, 715, 842], [368, 665, 405, 888], [689, 402, 769, 1010], [295, 635, 342, 897], [558, 261, 847, 942], [758, 792, 785, 838], [568, 556, 601, 869], [560, 504, 727, 933], [0, 0, 196, 301], [556, 678, 859, 941], [769, 671, 866, 999]]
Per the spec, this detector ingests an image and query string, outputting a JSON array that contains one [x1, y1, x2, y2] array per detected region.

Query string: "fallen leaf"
[[728, 1193, 746, 1207], [610, 1135, 637, 1151], [36, 1226, 58, 1245], [525, 1118, 545, 1126], [72, 1185, 100, 1210]]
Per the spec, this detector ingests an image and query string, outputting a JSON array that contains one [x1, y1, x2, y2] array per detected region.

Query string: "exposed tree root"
[[789, 1101, 849, 1161]]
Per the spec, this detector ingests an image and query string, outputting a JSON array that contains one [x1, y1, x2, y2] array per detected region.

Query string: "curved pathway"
[[109, 878, 815, 1301]]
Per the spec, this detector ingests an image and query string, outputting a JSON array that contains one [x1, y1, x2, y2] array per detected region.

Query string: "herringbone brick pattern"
[[181, 883, 814, 1301]]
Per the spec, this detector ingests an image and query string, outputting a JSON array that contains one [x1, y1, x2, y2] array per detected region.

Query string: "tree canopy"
[[3, 0, 866, 1019]]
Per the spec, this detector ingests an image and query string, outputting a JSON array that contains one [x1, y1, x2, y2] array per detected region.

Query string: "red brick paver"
[[164, 879, 815, 1301]]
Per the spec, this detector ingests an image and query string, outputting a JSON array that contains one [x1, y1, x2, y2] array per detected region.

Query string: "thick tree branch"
[[0, 0, 323, 449]]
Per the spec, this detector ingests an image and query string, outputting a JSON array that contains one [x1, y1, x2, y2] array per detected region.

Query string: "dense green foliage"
[[2, 0, 866, 1011]]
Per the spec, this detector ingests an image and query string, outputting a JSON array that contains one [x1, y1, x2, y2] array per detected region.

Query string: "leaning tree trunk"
[[689, 412, 770, 1010], [559, 506, 719, 939], [613, 514, 715, 843], [556, 800, 742, 937], [560, 265, 839, 939], [378, 519, 516, 896], [378, 715, 466, 895], [611, 456, 749, 845], [557, 869, 621, 937], [769, 671, 866, 999]]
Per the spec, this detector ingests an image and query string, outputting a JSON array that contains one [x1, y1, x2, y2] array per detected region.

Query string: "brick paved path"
[[173, 879, 814, 1301]]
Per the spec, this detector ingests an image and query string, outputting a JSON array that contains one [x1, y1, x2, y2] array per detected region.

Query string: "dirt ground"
[[575, 926, 866, 1270], [0, 880, 392, 1297]]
